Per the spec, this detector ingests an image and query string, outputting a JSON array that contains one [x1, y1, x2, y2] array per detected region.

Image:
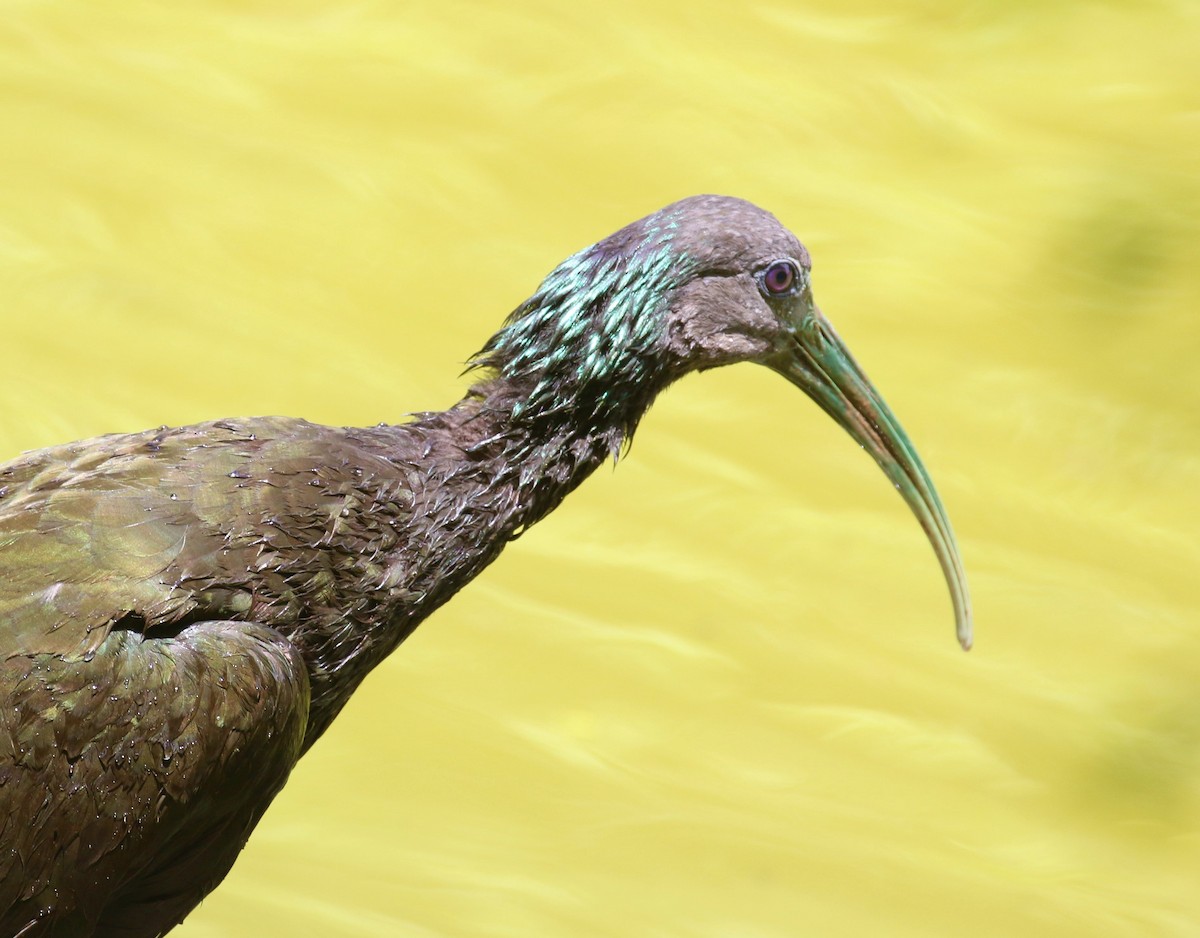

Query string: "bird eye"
[[759, 260, 801, 297]]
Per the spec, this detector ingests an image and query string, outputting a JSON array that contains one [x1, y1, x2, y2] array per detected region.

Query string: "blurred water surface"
[[1, 1, 1198, 935]]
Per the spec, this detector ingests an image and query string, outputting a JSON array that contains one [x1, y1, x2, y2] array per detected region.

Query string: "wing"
[[0, 419, 326, 931], [0, 415, 424, 928], [0, 619, 310, 935]]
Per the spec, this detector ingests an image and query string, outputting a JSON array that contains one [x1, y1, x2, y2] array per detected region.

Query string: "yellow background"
[[2, 2, 1198, 935]]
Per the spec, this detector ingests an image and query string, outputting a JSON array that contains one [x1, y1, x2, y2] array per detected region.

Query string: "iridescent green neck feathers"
[[470, 215, 695, 439]]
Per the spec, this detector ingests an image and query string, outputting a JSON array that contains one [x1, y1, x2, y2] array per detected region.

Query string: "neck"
[[297, 239, 688, 739], [416, 368, 665, 538]]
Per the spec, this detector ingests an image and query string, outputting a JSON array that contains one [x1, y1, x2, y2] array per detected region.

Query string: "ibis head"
[[475, 194, 972, 648]]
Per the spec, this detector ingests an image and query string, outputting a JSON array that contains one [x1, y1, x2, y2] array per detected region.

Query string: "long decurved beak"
[[766, 302, 973, 650]]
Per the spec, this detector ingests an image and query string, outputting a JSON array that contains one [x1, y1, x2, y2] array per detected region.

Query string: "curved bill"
[[767, 306, 973, 650]]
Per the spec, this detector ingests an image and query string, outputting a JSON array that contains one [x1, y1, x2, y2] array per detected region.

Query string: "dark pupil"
[[765, 262, 795, 294]]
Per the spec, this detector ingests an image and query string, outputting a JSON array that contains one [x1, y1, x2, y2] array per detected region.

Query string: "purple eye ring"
[[758, 259, 802, 298]]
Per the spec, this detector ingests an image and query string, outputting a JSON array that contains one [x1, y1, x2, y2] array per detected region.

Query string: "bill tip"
[[957, 619, 974, 651]]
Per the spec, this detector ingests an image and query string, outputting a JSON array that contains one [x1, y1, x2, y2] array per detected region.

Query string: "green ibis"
[[0, 195, 971, 936]]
